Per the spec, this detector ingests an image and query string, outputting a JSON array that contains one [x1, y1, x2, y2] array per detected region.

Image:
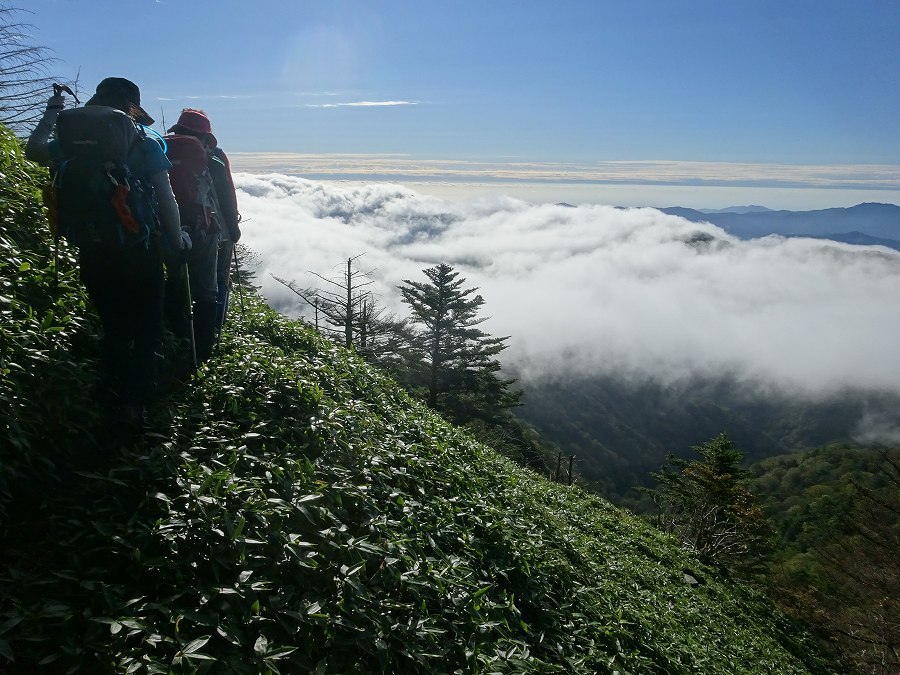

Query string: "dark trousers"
[[79, 238, 164, 410], [164, 230, 218, 364]]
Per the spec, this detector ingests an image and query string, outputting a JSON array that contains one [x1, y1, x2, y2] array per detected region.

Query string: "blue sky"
[[23, 0, 900, 208]]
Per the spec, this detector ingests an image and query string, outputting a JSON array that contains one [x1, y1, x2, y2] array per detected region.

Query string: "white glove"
[[180, 229, 193, 252]]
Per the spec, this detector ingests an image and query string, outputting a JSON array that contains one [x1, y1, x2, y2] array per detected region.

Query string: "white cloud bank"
[[234, 173, 900, 398]]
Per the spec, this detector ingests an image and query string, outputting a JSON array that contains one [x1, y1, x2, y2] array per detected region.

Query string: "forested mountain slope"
[[750, 446, 900, 673], [517, 375, 899, 507], [0, 125, 840, 673]]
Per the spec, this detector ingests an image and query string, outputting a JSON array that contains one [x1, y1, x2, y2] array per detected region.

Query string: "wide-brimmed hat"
[[168, 108, 217, 147], [85, 77, 154, 126]]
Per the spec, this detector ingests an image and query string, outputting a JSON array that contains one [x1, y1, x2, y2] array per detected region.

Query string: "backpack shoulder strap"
[[140, 124, 167, 153]]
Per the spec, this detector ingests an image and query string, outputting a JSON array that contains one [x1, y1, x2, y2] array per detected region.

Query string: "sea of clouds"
[[234, 173, 900, 405]]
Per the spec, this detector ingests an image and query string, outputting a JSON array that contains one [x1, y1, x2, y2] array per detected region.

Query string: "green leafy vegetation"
[[752, 446, 900, 673], [0, 122, 100, 517], [1, 124, 839, 673]]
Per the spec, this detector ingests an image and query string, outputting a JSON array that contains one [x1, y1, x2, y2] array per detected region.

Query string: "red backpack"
[[164, 134, 220, 233]]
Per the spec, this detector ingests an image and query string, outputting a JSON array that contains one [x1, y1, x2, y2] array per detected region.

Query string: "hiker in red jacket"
[[163, 109, 240, 367]]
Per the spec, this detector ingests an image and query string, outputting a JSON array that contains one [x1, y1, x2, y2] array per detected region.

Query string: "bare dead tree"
[[0, 5, 67, 135], [317, 254, 375, 349], [273, 254, 407, 361], [272, 275, 319, 320], [273, 254, 372, 348]]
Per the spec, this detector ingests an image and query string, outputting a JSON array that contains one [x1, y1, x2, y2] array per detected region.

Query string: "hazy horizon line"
[[228, 153, 900, 211], [228, 153, 900, 193]]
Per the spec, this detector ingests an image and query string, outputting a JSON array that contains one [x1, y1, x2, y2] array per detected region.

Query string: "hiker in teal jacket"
[[26, 77, 189, 430]]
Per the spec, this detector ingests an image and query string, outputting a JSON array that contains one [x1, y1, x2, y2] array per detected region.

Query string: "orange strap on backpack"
[[110, 183, 141, 234]]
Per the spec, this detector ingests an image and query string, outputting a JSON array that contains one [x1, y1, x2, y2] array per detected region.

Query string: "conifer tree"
[[399, 263, 519, 423], [643, 433, 771, 572]]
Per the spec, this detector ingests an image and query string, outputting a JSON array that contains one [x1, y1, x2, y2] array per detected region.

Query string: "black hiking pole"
[[184, 263, 198, 370], [49, 84, 78, 297], [53, 234, 59, 298], [215, 277, 227, 351], [232, 245, 246, 318]]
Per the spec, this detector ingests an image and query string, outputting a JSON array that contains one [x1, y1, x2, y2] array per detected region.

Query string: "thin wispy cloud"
[[304, 100, 419, 108], [292, 91, 340, 97], [212, 95, 252, 100], [174, 94, 252, 101]]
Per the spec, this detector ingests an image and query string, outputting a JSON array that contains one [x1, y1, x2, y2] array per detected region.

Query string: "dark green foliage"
[[395, 263, 544, 473], [753, 446, 900, 673], [0, 301, 839, 673], [0, 124, 100, 517], [0, 299, 844, 673], [462, 416, 556, 475], [399, 263, 520, 425], [0, 131, 839, 673], [751, 445, 893, 557]]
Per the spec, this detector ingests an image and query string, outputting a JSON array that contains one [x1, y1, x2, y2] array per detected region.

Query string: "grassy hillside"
[[0, 125, 839, 673]]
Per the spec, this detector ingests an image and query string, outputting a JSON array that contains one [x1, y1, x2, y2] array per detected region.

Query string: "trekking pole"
[[53, 235, 59, 297], [215, 249, 232, 350], [184, 263, 198, 370], [215, 279, 227, 351], [232, 245, 246, 318], [49, 84, 77, 297]]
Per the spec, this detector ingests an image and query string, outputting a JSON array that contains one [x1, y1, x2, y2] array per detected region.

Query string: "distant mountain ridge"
[[660, 202, 900, 245], [698, 205, 773, 214]]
